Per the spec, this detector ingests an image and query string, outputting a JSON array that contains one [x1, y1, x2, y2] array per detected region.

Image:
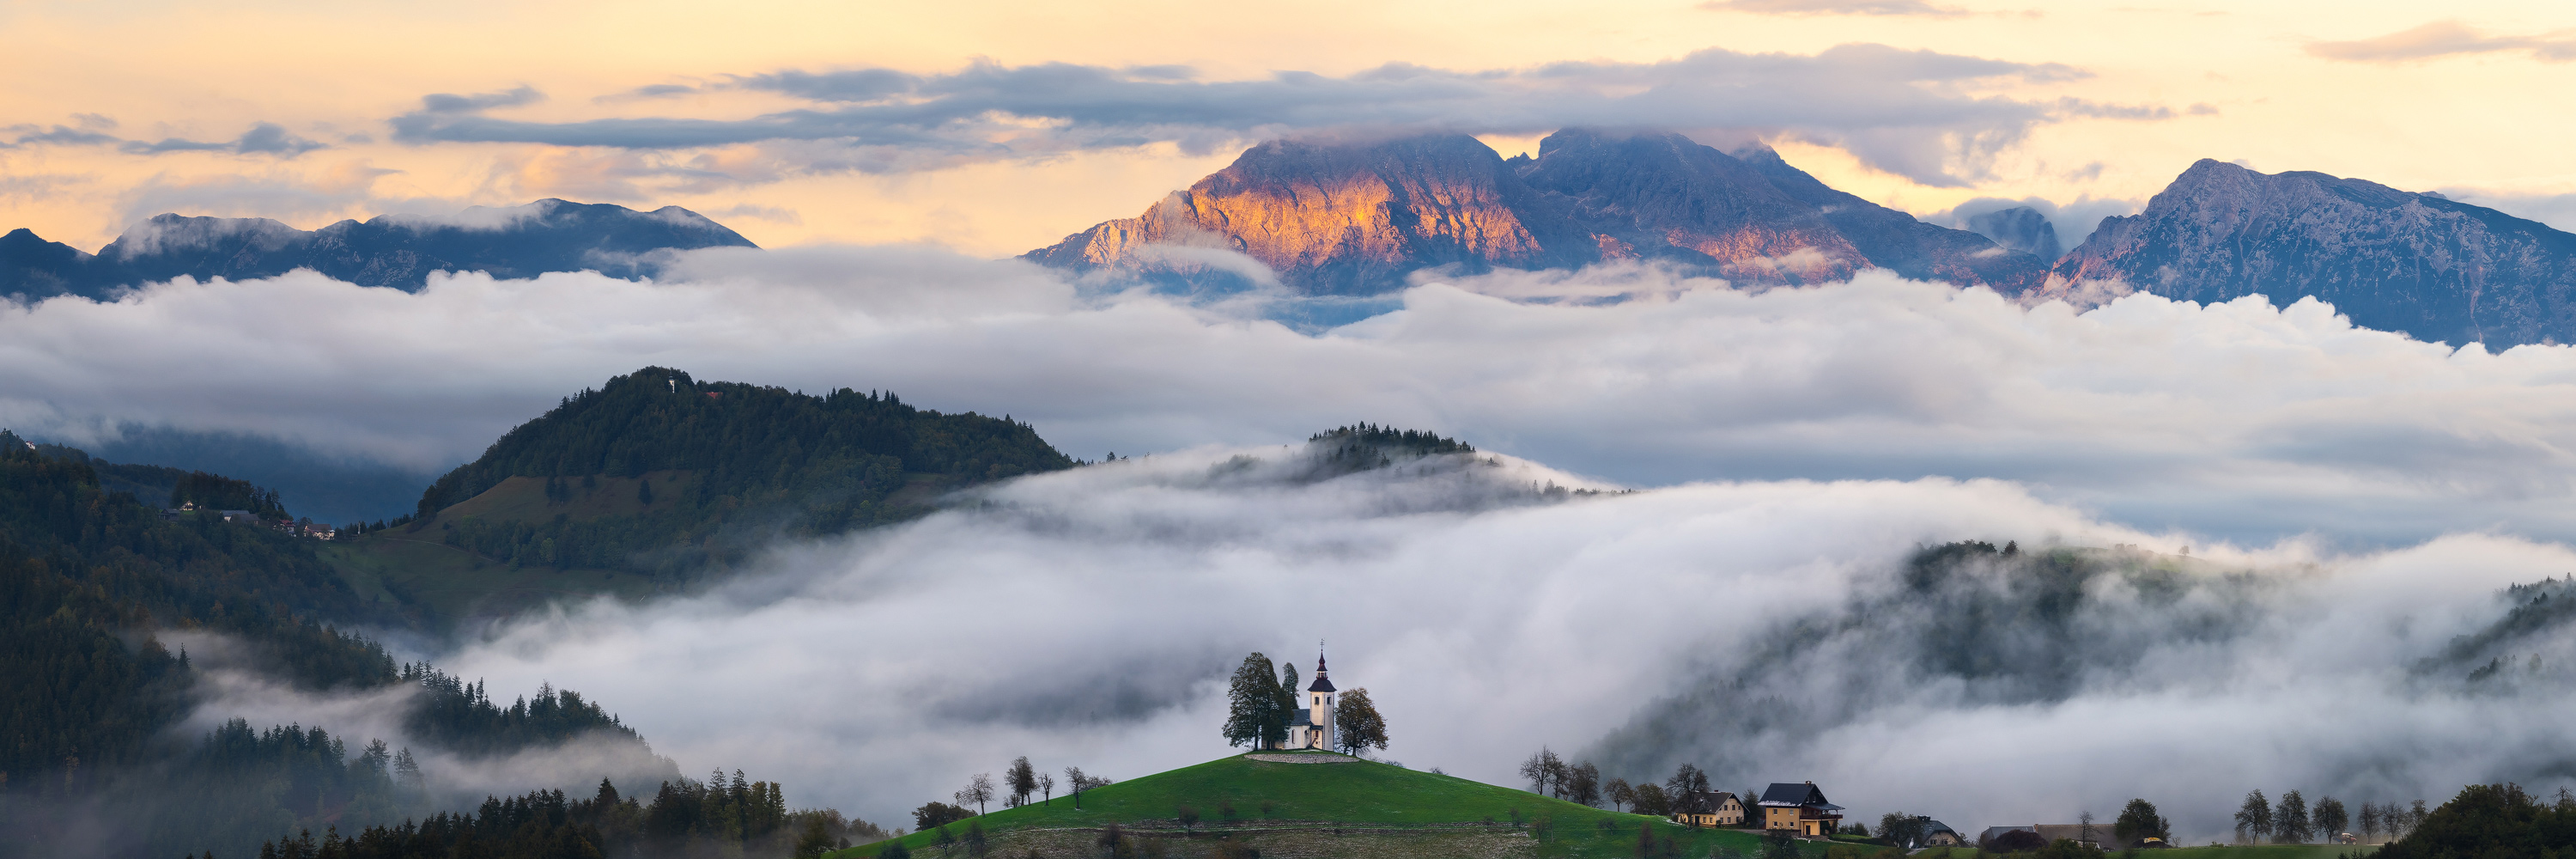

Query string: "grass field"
[[826, 752, 1832, 859]]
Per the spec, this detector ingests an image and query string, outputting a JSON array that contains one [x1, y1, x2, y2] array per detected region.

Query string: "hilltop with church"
[[1223, 649, 1388, 757]]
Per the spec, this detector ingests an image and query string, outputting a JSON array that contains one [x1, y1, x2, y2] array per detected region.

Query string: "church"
[[1281, 652, 1335, 750]]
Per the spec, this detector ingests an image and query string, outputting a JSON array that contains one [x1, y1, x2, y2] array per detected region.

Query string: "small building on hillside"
[[1280, 652, 1336, 750], [1920, 819, 1963, 846], [1756, 782, 1844, 837], [1979, 826, 2040, 850], [1671, 790, 1747, 828], [2032, 824, 2110, 849]]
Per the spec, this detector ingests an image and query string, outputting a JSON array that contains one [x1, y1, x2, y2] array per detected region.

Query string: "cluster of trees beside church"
[[228, 772, 885, 859], [399, 367, 1075, 579], [1218, 652, 1388, 756]]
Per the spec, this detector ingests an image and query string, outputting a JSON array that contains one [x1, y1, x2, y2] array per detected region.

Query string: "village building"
[[1281, 652, 1335, 750], [1756, 782, 1844, 837], [2031, 824, 2111, 849], [1920, 820, 1963, 846], [1671, 790, 1747, 828]]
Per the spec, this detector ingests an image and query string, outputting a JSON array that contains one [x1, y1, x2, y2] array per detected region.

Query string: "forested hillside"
[[378, 366, 1074, 583], [0, 430, 701, 858]]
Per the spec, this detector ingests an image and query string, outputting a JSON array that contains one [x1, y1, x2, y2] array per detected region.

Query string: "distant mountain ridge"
[[1027, 128, 2049, 295], [2046, 160, 2576, 346], [0, 198, 755, 300]]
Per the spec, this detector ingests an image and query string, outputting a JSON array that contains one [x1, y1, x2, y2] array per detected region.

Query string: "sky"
[[7, 1, 2576, 254]]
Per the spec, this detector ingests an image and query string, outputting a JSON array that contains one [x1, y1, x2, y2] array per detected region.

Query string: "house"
[[1921, 819, 1962, 846], [1756, 782, 1844, 837], [1979, 826, 2038, 849], [2032, 824, 2111, 849], [1671, 791, 1747, 828], [1279, 652, 1335, 750]]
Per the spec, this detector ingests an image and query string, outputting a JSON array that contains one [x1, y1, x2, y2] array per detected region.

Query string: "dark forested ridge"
[[388, 367, 1075, 578], [0, 367, 1071, 857], [232, 773, 884, 859], [0, 429, 698, 859], [2375, 783, 2576, 858]]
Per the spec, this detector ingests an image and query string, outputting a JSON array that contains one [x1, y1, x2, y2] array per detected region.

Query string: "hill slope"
[[1027, 129, 2046, 295], [337, 367, 1076, 619], [835, 752, 1810, 859]]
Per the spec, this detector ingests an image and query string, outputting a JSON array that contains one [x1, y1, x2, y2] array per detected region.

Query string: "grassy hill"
[[831, 751, 1823, 859]]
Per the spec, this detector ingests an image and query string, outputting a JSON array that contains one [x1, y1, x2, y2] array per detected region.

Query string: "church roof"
[[1307, 654, 1334, 691], [1290, 708, 1313, 727]]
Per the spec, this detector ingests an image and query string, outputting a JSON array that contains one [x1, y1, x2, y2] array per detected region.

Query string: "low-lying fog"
[[331, 447, 2568, 841], [10, 247, 2576, 545], [11, 247, 2576, 840]]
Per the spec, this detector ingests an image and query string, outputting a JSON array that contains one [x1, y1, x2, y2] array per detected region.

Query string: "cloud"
[[403, 440, 2576, 839], [9, 119, 330, 158], [2306, 20, 2576, 64], [1700, 0, 1966, 16], [10, 251, 2576, 551], [384, 47, 2156, 187]]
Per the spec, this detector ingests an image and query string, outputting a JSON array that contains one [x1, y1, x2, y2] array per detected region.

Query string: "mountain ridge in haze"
[[1026, 128, 2050, 295], [2046, 159, 2576, 347], [0, 198, 756, 300]]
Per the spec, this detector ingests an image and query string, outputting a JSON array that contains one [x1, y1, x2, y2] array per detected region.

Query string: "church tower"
[[1306, 650, 1335, 751]]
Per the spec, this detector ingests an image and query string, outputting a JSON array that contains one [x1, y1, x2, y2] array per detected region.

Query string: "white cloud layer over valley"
[[14, 249, 2576, 838]]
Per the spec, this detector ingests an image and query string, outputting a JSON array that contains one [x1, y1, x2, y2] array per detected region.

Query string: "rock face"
[[0, 198, 756, 301], [2048, 160, 2576, 346], [1965, 207, 2063, 261], [1027, 129, 2047, 295]]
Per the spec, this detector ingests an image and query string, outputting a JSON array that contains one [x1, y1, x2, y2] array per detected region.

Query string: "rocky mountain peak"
[[1027, 128, 2044, 294], [2049, 161, 2576, 346]]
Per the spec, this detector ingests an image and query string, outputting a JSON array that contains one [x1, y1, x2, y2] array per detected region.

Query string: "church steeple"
[[1305, 645, 1336, 751]]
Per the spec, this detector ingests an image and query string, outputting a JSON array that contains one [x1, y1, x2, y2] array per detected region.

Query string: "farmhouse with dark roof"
[[1758, 782, 1845, 837]]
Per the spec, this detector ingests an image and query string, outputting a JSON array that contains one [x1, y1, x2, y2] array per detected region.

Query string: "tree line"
[[228, 771, 886, 859], [1218, 652, 1388, 756], [2234, 787, 2423, 844]]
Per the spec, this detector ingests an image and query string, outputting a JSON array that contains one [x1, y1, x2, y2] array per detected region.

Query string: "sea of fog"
[[12, 247, 2576, 838]]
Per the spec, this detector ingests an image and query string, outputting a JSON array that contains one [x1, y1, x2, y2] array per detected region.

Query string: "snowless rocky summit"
[[2046, 159, 2576, 347]]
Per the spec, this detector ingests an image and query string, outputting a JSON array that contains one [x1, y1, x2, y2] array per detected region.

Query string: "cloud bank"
[[10, 249, 2576, 545], [404, 442, 2576, 841], [392, 46, 2154, 187]]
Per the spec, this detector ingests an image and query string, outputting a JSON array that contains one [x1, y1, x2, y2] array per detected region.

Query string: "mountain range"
[[1025, 129, 2050, 295], [1029, 129, 2576, 347], [11, 131, 2576, 346], [0, 198, 754, 300]]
